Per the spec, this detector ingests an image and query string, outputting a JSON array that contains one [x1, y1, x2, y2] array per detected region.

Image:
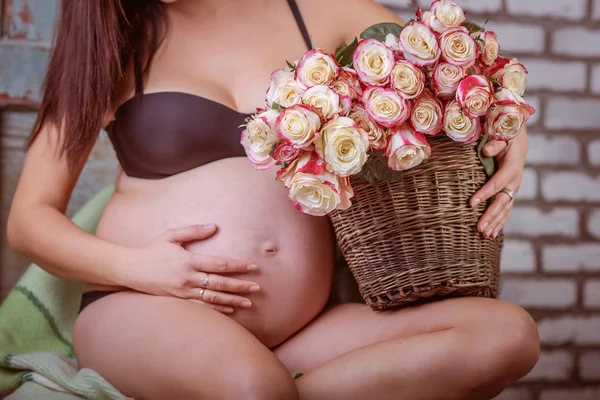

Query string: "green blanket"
[[0, 185, 130, 399]]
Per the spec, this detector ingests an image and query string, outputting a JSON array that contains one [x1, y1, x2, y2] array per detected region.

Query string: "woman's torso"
[[93, 0, 353, 347]]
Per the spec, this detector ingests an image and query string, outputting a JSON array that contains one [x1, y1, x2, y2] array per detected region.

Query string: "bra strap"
[[133, 51, 144, 95], [287, 0, 312, 50]]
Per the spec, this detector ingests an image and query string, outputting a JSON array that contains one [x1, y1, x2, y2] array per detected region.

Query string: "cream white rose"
[[296, 49, 339, 88], [349, 104, 388, 150], [432, 62, 465, 98], [399, 21, 441, 67], [390, 61, 426, 100], [315, 116, 369, 177], [439, 26, 478, 68], [443, 100, 481, 143], [240, 109, 280, 170], [363, 87, 412, 128], [352, 39, 395, 86], [410, 92, 444, 136], [276, 104, 321, 149], [431, 0, 466, 29], [285, 152, 354, 216], [385, 123, 432, 171], [302, 85, 342, 120], [266, 66, 304, 108], [480, 31, 500, 66], [492, 58, 528, 97]]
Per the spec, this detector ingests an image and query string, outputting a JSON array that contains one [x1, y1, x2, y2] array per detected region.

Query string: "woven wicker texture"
[[329, 134, 503, 310]]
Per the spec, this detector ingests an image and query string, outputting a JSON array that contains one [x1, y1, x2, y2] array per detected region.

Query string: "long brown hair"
[[29, 0, 167, 167]]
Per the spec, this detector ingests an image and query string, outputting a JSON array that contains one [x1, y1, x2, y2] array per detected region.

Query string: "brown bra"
[[105, 0, 312, 180]]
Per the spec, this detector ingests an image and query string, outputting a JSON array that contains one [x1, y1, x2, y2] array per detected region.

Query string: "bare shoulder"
[[329, 0, 406, 43]]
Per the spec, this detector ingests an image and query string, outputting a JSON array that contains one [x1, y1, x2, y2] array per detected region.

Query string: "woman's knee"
[[460, 299, 540, 397]]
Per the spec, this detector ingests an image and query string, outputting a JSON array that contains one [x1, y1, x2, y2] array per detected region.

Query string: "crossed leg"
[[274, 298, 540, 400]]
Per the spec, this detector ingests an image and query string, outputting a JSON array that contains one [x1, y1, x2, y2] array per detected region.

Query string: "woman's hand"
[[121, 224, 260, 314], [470, 129, 528, 239]]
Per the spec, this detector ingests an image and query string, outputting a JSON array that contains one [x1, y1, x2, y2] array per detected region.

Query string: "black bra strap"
[[133, 51, 144, 95], [287, 0, 312, 50]]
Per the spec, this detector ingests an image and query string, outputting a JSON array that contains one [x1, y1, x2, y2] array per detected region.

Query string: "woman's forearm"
[[7, 204, 132, 286]]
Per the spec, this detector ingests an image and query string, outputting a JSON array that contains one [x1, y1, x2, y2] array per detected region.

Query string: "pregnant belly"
[[95, 158, 335, 347]]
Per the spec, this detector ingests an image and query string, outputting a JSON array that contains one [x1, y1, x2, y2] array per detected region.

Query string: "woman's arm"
[[7, 122, 130, 285]]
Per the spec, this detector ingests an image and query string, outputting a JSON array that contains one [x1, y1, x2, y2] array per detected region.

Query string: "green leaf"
[[280, 161, 288, 169], [463, 21, 485, 35], [360, 22, 403, 42], [269, 143, 278, 157], [335, 37, 359, 68], [286, 60, 296, 70], [271, 102, 285, 112], [477, 134, 497, 177]]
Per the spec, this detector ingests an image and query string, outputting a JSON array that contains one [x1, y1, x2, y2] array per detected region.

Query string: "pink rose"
[[296, 49, 339, 88], [485, 88, 535, 141], [240, 109, 281, 170], [302, 85, 343, 120], [492, 58, 528, 97], [272, 141, 301, 164], [483, 55, 511, 77], [480, 31, 500, 66], [385, 123, 432, 171], [276, 104, 321, 149], [443, 100, 482, 143], [284, 152, 354, 216], [439, 26, 478, 68], [349, 104, 388, 150], [419, 10, 445, 33], [363, 86, 412, 128], [331, 67, 363, 99], [266, 66, 304, 108], [390, 60, 426, 100], [410, 91, 444, 136], [315, 116, 369, 177], [431, 0, 466, 30], [432, 62, 465, 98], [456, 75, 493, 118], [399, 21, 441, 67], [352, 39, 395, 86]]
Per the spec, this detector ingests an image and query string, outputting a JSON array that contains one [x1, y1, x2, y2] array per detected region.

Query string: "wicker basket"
[[329, 134, 503, 310]]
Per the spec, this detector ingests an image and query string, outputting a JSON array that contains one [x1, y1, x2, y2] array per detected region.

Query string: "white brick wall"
[[521, 350, 573, 381], [499, 279, 576, 309], [552, 28, 600, 58], [504, 207, 579, 237], [537, 316, 600, 345], [589, 140, 600, 166], [543, 244, 600, 272], [487, 23, 545, 54], [505, 0, 587, 21], [521, 60, 587, 92], [545, 98, 600, 129], [584, 280, 600, 308], [501, 240, 536, 272], [526, 134, 581, 166], [593, 65, 600, 95], [542, 172, 600, 202], [580, 352, 600, 380]]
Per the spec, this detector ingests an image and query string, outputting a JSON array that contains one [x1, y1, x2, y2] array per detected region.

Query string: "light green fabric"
[[0, 185, 130, 399]]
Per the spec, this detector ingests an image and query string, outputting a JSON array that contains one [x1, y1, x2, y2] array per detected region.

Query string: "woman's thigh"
[[73, 291, 298, 400], [273, 297, 538, 373]]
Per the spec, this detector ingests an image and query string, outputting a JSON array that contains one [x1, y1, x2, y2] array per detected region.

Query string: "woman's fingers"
[[483, 139, 509, 157], [471, 164, 518, 207], [161, 224, 218, 244], [188, 299, 235, 314], [492, 214, 511, 239], [195, 272, 260, 294], [483, 200, 513, 238], [190, 254, 258, 274], [477, 187, 514, 234], [198, 288, 253, 308]]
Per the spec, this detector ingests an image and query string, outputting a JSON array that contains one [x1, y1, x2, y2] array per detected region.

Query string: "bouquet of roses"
[[241, 0, 535, 217]]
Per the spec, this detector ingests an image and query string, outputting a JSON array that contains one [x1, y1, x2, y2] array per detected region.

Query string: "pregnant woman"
[[8, 0, 539, 399]]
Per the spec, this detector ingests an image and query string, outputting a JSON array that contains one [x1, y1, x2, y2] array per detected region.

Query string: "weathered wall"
[[1, 0, 600, 398], [0, 0, 118, 294]]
